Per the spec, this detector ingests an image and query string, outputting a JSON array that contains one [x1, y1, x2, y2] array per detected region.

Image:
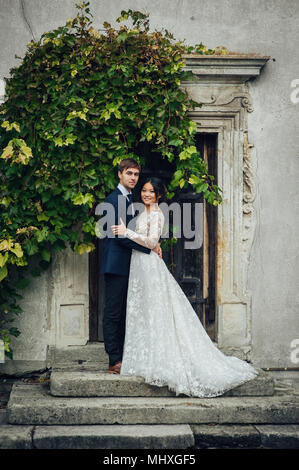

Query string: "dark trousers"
[[103, 273, 129, 366]]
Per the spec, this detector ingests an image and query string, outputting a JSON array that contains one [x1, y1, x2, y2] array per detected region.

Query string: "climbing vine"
[[0, 1, 224, 358]]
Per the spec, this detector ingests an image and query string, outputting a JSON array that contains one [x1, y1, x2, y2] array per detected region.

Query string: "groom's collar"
[[117, 183, 132, 197]]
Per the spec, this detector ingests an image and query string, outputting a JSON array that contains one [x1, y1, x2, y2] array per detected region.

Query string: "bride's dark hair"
[[139, 176, 167, 203]]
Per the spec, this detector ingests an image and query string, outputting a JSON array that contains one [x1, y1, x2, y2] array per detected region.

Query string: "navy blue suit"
[[100, 187, 151, 276], [99, 187, 151, 366]]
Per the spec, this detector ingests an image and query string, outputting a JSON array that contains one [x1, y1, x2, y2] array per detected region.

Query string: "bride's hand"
[[111, 217, 126, 236], [153, 242, 162, 258]]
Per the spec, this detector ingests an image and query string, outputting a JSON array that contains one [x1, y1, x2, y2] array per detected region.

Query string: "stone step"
[[48, 342, 258, 372], [0, 409, 7, 425], [51, 370, 175, 397], [35, 424, 194, 449], [50, 368, 275, 398], [1, 423, 299, 449], [7, 382, 299, 426], [0, 425, 33, 449], [49, 342, 236, 368], [47, 343, 275, 396], [47, 343, 109, 370], [191, 424, 299, 449]]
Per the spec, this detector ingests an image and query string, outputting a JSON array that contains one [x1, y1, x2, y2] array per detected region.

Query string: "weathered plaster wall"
[[1, 262, 52, 374], [0, 0, 298, 371]]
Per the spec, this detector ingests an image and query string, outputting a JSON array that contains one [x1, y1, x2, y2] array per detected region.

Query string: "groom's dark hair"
[[118, 158, 141, 173]]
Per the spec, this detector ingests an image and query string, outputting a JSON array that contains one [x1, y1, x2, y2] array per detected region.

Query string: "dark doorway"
[[89, 133, 218, 341]]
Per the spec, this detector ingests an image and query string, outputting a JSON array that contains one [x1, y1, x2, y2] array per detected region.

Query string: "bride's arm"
[[124, 211, 164, 250], [112, 211, 164, 250]]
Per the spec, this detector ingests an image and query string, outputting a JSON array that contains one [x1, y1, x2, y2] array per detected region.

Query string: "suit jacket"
[[99, 187, 151, 276]]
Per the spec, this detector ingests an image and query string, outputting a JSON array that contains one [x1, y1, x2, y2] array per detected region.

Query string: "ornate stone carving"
[[197, 95, 217, 105], [181, 56, 269, 359], [242, 131, 257, 293], [215, 94, 254, 112], [184, 87, 254, 113]]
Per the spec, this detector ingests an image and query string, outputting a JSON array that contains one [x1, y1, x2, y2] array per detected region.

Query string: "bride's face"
[[141, 182, 158, 206]]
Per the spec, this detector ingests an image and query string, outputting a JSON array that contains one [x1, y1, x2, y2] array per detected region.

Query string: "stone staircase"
[[2, 343, 299, 449]]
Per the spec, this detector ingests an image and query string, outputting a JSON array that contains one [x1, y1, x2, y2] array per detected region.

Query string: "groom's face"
[[118, 167, 140, 191]]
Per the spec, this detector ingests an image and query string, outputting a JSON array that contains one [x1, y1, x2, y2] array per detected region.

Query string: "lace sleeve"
[[124, 210, 164, 250]]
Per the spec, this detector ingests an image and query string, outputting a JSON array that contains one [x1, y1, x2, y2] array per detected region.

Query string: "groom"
[[100, 158, 162, 374]]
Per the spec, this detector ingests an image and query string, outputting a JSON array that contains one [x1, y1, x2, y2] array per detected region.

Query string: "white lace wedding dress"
[[120, 206, 258, 397]]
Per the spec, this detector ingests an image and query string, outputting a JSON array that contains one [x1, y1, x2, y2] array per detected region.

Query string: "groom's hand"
[[153, 243, 162, 258]]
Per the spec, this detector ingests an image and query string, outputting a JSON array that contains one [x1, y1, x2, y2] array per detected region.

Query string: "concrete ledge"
[[191, 424, 260, 448], [223, 369, 274, 396], [0, 361, 48, 377], [33, 424, 194, 449], [47, 343, 108, 369], [1, 423, 299, 449], [50, 368, 274, 398], [7, 383, 299, 426], [50, 371, 178, 397], [0, 425, 33, 449], [0, 409, 7, 424], [255, 425, 299, 449]]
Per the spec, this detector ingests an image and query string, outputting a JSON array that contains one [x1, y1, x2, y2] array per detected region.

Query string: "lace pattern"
[[124, 208, 164, 250]]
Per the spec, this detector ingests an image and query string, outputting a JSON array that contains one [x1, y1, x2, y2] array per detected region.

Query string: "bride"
[[111, 177, 258, 398]]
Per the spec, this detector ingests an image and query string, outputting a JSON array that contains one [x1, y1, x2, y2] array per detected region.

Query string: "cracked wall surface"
[[0, 0, 298, 371]]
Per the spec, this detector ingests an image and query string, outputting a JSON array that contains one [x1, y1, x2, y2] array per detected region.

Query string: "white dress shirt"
[[117, 183, 135, 215]]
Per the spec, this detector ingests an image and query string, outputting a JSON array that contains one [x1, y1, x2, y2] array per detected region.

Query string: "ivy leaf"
[[37, 213, 50, 222], [41, 248, 51, 262], [5, 350, 13, 360], [52, 239, 66, 251], [23, 239, 39, 256], [188, 121, 197, 135], [72, 192, 95, 208], [10, 243, 23, 258], [1, 121, 21, 132], [168, 138, 183, 147], [41, 192, 52, 203], [116, 12, 129, 23], [0, 265, 8, 282], [179, 145, 197, 160], [9, 327, 21, 337], [0, 252, 9, 268], [117, 32, 128, 43], [188, 174, 200, 185], [74, 242, 95, 254], [173, 169, 183, 181], [35, 227, 49, 243], [15, 276, 30, 289]]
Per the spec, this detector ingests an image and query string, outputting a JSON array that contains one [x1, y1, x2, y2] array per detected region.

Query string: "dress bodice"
[[124, 206, 164, 250]]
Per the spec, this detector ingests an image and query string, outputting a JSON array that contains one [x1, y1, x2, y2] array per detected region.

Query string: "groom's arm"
[[117, 235, 151, 254], [111, 199, 151, 254]]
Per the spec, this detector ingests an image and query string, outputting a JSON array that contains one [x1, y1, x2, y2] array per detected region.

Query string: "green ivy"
[[0, 1, 223, 358]]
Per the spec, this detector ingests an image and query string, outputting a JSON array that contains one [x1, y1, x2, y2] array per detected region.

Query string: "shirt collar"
[[117, 183, 132, 197]]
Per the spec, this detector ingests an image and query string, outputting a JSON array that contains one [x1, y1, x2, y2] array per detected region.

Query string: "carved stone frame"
[[183, 55, 269, 359]]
